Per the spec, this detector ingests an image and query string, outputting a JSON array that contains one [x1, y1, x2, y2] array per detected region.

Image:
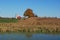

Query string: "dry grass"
[[0, 17, 60, 33]]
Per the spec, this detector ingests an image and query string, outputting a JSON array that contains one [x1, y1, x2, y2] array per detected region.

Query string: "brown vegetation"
[[0, 17, 60, 33]]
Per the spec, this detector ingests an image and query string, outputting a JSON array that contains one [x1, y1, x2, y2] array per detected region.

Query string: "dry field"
[[0, 17, 60, 33]]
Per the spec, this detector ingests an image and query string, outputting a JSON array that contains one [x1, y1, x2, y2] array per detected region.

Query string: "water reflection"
[[25, 33, 32, 38], [0, 32, 60, 40]]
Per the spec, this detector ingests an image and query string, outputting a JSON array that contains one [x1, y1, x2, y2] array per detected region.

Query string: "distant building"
[[17, 16, 21, 20], [16, 14, 21, 20]]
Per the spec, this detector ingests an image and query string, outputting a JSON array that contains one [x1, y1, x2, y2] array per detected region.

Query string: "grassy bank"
[[0, 26, 60, 33], [0, 18, 18, 23]]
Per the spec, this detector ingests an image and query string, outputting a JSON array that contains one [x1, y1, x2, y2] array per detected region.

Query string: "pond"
[[0, 32, 60, 40]]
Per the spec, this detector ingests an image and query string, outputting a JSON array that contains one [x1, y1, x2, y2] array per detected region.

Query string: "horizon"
[[0, 0, 60, 18]]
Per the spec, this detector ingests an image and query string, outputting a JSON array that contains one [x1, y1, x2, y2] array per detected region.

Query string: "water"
[[0, 33, 60, 40]]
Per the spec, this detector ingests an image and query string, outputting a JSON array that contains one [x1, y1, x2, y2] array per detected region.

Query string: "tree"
[[24, 8, 35, 18]]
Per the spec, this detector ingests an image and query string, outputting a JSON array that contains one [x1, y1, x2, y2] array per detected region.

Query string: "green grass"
[[0, 18, 18, 23]]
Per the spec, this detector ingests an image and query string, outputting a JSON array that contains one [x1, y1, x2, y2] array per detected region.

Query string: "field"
[[0, 17, 60, 33]]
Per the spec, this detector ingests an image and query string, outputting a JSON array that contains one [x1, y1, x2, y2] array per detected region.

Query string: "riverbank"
[[0, 17, 60, 33]]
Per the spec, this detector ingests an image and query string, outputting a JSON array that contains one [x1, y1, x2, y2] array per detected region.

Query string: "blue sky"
[[0, 0, 60, 18]]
